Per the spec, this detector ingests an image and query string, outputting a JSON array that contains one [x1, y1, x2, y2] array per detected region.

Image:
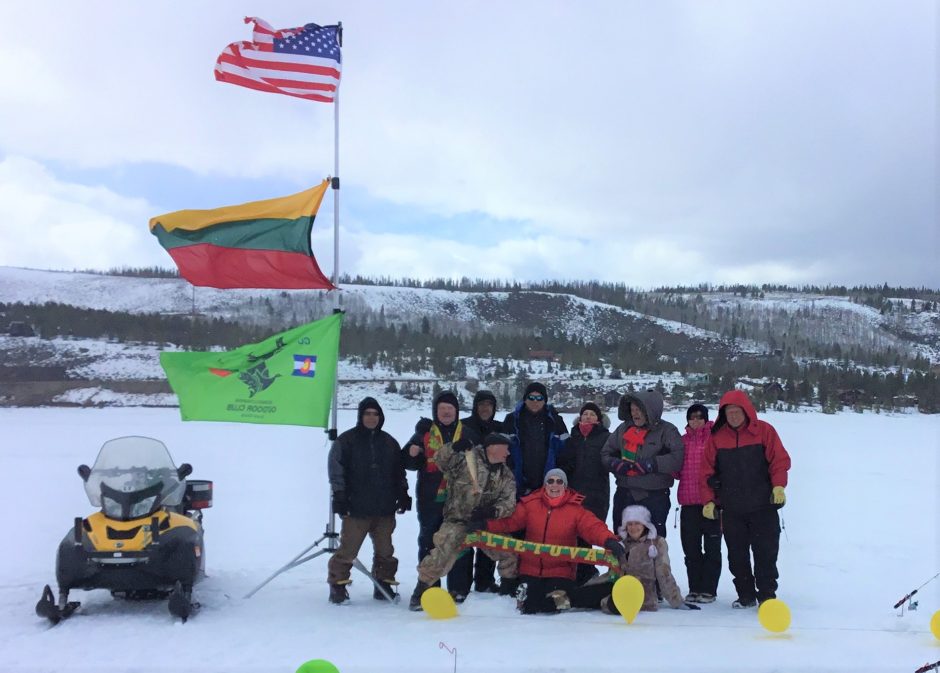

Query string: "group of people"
[[326, 382, 791, 616]]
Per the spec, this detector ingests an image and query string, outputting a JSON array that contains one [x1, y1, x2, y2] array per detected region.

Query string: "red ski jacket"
[[487, 488, 617, 580], [701, 390, 791, 513]]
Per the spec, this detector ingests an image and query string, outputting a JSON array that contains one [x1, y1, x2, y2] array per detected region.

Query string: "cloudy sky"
[[0, 1, 936, 288]]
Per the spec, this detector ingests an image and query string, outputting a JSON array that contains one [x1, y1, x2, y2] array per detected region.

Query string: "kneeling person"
[[410, 434, 518, 610]]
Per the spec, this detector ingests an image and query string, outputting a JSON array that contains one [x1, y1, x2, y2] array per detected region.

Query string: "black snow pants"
[[680, 504, 722, 597], [721, 506, 780, 604]]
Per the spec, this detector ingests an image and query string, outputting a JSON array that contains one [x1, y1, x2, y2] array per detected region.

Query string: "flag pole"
[[329, 21, 343, 440]]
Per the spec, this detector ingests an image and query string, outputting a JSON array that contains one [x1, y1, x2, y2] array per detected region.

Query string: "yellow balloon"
[[611, 575, 644, 624], [420, 586, 458, 619], [930, 609, 940, 641], [758, 598, 791, 633]]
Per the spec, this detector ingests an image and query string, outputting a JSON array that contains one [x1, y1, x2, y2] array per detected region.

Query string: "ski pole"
[[893, 570, 940, 609]]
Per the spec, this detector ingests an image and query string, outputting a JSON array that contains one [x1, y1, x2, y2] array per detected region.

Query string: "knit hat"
[[579, 402, 602, 419], [483, 432, 511, 448], [523, 382, 548, 400], [618, 504, 658, 550], [433, 391, 460, 418], [543, 468, 568, 487], [687, 403, 709, 422]]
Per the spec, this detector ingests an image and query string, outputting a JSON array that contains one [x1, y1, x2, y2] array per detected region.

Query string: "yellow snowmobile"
[[36, 436, 212, 623]]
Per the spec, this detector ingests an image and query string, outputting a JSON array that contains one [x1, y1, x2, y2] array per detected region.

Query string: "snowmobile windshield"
[[84, 436, 186, 520]]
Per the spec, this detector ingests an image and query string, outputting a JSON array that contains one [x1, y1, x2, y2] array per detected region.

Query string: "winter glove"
[[680, 602, 702, 610], [702, 502, 717, 520], [396, 493, 413, 514], [471, 505, 498, 520], [332, 491, 350, 517], [634, 458, 657, 475], [772, 486, 786, 505], [415, 417, 432, 434], [612, 460, 634, 477], [603, 538, 629, 570], [452, 438, 474, 453]]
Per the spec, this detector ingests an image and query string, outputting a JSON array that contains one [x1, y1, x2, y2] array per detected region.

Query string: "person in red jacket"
[[676, 403, 721, 604], [701, 390, 791, 608], [480, 468, 626, 614]]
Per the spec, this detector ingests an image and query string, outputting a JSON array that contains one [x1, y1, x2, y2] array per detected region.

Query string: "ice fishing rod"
[[914, 660, 939, 673], [893, 570, 940, 609]]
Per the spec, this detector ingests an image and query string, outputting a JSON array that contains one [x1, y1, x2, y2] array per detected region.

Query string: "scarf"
[[621, 426, 649, 477], [425, 422, 463, 503]]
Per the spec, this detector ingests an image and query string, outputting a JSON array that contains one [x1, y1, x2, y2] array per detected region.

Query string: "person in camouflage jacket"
[[409, 433, 518, 610]]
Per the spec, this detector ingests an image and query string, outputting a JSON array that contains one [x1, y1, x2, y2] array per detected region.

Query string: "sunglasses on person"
[[545, 477, 565, 485], [526, 394, 545, 402]]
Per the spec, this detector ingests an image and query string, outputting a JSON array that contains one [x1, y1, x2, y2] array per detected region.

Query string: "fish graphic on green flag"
[[160, 313, 342, 427]]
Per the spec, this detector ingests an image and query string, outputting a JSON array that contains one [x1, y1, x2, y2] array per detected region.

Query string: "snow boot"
[[696, 593, 716, 604], [409, 580, 431, 611], [373, 580, 398, 601], [329, 583, 350, 605], [497, 577, 519, 596], [547, 590, 571, 611], [449, 590, 467, 604], [732, 597, 756, 609]]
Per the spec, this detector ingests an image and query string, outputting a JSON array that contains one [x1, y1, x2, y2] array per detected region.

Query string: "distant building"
[[527, 349, 555, 361], [7, 321, 35, 337]]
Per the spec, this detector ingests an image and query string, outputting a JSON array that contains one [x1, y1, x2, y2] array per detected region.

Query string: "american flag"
[[215, 17, 341, 103]]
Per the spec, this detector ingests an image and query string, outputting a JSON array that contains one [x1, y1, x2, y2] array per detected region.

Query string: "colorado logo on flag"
[[292, 354, 317, 378]]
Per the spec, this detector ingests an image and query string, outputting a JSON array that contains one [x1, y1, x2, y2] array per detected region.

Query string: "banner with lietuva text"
[[160, 314, 342, 427]]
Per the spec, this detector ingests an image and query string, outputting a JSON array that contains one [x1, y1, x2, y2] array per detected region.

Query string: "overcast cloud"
[[0, 1, 935, 287]]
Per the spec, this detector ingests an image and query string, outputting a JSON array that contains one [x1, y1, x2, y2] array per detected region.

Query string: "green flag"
[[160, 313, 342, 427]]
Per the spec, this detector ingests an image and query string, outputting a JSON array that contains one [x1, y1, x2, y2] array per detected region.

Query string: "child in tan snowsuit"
[[618, 504, 687, 611]]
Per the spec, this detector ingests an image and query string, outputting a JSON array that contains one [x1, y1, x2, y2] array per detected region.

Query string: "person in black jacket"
[[557, 401, 612, 584], [403, 391, 480, 590], [448, 390, 504, 598], [327, 397, 411, 604], [502, 382, 570, 497]]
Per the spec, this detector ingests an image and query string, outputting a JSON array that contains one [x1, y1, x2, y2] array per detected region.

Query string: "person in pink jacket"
[[676, 403, 721, 603]]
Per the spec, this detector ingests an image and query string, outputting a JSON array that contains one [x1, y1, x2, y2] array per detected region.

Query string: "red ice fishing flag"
[[149, 180, 335, 290], [215, 17, 341, 102]]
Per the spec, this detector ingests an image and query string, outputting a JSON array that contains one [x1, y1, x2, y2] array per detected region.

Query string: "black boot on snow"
[[373, 581, 398, 601], [329, 584, 350, 605], [497, 577, 519, 596], [409, 581, 431, 611], [168, 581, 196, 622]]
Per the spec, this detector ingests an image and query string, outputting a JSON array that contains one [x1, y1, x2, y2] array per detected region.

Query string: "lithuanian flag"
[[149, 180, 335, 289]]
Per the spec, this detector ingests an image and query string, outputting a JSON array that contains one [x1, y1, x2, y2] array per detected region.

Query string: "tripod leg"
[[244, 537, 327, 599], [351, 558, 398, 602]]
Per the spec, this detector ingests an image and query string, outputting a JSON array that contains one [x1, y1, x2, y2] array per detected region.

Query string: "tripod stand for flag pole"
[[244, 22, 395, 602]]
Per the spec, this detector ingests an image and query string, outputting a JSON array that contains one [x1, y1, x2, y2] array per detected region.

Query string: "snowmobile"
[[35, 436, 212, 624]]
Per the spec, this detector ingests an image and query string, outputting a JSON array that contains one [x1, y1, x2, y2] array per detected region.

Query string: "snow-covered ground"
[[1, 407, 938, 673]]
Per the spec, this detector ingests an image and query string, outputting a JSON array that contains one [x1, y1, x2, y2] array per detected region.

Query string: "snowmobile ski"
[[168, 581, 199, 622], [35, 584, 80, 625]]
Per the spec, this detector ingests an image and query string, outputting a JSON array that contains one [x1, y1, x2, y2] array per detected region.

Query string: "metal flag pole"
[[245, 22, 394, 601]]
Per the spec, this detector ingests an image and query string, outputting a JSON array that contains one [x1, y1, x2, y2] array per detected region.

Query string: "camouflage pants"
[[328, 515, 398, 585], [417, 522, 517, 585]]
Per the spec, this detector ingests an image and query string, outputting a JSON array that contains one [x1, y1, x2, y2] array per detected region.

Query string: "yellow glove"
[[702, 502, 716, 520], [772, 486, 786, 505]]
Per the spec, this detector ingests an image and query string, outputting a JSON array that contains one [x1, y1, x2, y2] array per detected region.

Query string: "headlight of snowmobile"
[[131, 496, 158, 518]]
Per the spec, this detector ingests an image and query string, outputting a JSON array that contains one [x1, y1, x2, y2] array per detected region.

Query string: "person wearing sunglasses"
[[326, 397, 411, 604], [676, 403, 721, 604], [502, 382, 569, 499], [480, 468, 627, 615]]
